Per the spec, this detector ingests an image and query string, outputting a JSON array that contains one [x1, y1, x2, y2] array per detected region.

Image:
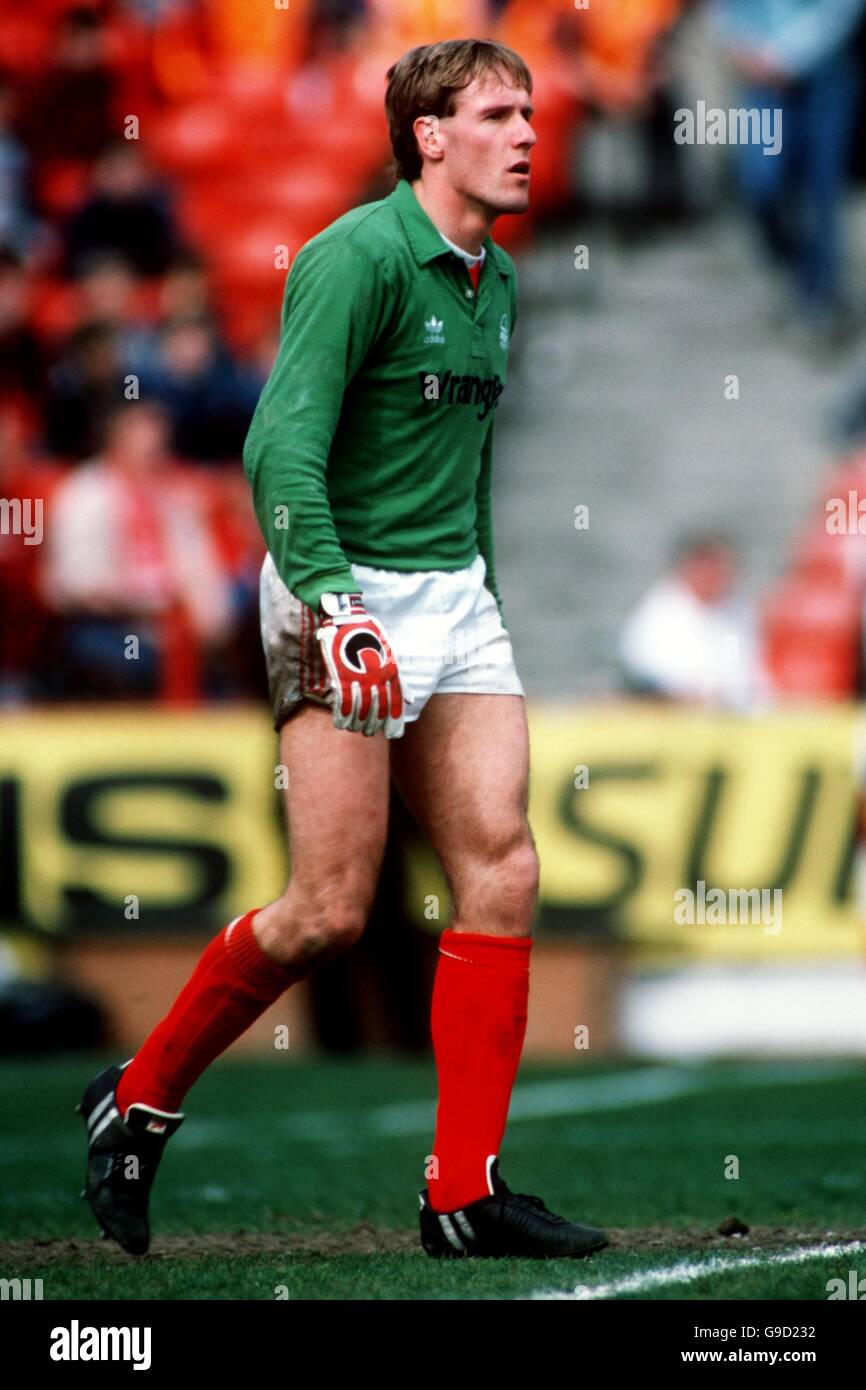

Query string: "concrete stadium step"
[[494, 214, 863, 696]]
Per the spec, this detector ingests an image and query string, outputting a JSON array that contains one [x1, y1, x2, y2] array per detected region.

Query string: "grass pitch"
[[2, 1054, 865, 1300]]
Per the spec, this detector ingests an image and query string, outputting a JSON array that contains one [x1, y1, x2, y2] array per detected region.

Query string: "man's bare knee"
[[452, 834, 540, 936], [254, 884, 370, 970], [497, 838, 540, 918]]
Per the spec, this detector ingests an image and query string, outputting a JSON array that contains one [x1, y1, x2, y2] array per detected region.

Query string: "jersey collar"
[[388, 178, 513, 280]]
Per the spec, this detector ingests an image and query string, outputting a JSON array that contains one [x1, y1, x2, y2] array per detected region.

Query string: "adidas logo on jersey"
[[424, 315, 445, 345]]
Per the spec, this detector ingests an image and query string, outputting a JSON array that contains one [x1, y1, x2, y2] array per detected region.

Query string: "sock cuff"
[[224, 910, 299, 990], [438, 928, 532, 967]]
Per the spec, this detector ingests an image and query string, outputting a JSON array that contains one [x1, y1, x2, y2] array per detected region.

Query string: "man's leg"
[[733, 83, 798, 284], [117, 703, 391, 1116], [390, 692, 538, 1213], [798, 54, 862, 321]]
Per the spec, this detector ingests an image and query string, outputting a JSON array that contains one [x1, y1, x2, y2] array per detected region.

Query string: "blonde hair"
[[385, 39, 533, 183]]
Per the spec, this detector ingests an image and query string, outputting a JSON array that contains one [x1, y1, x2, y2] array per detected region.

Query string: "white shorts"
[[259, 550, 524, 730]]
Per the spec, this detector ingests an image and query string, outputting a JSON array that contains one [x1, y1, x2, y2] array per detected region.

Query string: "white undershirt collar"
[[439, 230, 486, 268]]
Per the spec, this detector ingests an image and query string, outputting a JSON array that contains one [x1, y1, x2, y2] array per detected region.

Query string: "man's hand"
[[315, 593, 408, 738]]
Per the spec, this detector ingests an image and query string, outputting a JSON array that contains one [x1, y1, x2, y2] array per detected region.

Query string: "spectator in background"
[[0, 248, 45, 416], [75, 252, 160, 364], [157, 251, 213, 324], [16, 6, 117, 166], [74, 252, 140, 328], [711, 0, 866, 341], [143, 316, 263, 461], [41, 402, 233, 698], [65, 142, 179, 279], [44, 320, 123, 459], [147, 251, 240, 383], [619, 534, 763, 708]]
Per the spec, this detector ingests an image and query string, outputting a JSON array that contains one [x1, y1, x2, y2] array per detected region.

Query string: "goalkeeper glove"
[[315, 592, 408, 738]]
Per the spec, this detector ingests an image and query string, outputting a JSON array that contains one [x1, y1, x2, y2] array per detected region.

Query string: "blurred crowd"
[[2, 1, 866, 705], [0, 0, 697, 703]]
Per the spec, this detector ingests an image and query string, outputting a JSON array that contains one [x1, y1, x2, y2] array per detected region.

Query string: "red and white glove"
[[315, 592, 408, 738]]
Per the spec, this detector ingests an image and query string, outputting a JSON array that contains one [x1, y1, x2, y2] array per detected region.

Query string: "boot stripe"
[[437, 1214, 467, 1251], [453, 1211, 476, 1244], [86, 1092, 115, 1130], [89, 1105, 120, 1145]]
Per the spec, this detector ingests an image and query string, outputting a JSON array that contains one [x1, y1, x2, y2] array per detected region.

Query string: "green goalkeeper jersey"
[[242, 178, 518, 621]]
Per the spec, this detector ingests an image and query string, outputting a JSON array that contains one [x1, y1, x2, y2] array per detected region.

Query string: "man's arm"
[[475, 269, 518, 627], [475, 417, 505, 626], [242, 234, 394, 612]]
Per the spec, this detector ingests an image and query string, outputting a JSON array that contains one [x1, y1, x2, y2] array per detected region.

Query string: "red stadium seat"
[[789, 526, 856, 589], [29, 277, 80, 344], [156, 603, 202, 704], [781, 450, 866, 597], [34, 159, 92, 220], [205, 227, 310, 339], [219, 162, 352, 231], [218, 297, 280, 357], [0, 16, 53, 74], [761, 578, 862, 699], [149, 101, 240, 177]]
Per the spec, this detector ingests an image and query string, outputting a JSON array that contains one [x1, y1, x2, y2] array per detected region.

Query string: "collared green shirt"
[[242, 178, 518, 619]]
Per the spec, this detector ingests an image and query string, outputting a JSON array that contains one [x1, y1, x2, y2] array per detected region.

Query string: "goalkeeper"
[[77, 38, 608, 1262]]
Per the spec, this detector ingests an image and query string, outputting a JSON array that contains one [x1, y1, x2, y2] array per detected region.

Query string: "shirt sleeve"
[[475, 417, 505, 626], [474, 269, 517, 626], [766, 0, 865, 77], [242, 233, 394, 612]]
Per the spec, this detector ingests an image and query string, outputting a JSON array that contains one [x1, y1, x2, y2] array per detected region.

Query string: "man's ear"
[[413, 114, 444, 163]]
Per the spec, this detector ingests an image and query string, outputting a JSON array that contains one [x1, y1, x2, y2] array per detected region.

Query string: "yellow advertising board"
[[0, 707, 287, 935], [409, 703, 865, 959], [525, 700, 861, 961], [0, 703, 863, 958]]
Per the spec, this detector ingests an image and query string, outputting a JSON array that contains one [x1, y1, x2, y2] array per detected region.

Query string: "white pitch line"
[[158, 1062, 863, 1145], [372, 1066, 700, 1136], [530, 1241, 866, 1300], [333, 1061, 865, 1140]]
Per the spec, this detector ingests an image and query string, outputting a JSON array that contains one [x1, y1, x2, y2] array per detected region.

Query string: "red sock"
[[115, 909, 301, 1116], [427, 927, 532, 1213]]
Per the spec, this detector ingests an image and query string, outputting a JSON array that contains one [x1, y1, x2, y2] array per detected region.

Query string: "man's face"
[[681, 547, 735, 605], [431, 71, 536, 215], [109, 410, 170, 476]]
